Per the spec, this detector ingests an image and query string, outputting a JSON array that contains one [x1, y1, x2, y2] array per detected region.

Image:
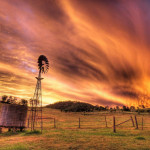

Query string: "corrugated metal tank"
[[0, 103, 28, 128]]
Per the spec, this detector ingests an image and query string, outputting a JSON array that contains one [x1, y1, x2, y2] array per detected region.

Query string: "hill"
[[45, 101, 95, 112]]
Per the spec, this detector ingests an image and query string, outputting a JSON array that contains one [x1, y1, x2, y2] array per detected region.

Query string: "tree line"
[[46, 101, 150, 113], [0, 95, 28, 105]]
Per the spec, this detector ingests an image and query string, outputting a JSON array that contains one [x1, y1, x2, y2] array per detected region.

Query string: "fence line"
[[25, 115, 150, 133]]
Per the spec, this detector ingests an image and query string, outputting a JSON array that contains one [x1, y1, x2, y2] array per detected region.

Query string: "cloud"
[[0, 0, 150, 106]]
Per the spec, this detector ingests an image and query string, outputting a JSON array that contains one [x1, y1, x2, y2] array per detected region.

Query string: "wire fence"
[[36, 113, 150, 132]]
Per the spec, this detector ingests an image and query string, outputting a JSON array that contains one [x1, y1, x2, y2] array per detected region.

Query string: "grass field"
[[0, 108, 150, 150]]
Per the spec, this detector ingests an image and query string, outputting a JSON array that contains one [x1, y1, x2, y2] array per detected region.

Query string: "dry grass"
[[0, 108, 150, 150]]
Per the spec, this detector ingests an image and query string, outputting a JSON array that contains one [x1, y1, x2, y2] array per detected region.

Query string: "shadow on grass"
[[23, 130, 41, 136], [0, 130, 24, 136], [0, 130, 41, 136]]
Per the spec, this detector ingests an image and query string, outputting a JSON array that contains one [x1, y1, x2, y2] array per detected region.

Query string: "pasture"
[[0, 108, 150, 150]]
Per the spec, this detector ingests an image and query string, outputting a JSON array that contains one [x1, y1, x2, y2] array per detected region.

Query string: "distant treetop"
[[1, 95, 28, 106]]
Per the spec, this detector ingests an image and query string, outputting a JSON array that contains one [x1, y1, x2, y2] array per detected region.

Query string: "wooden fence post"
[[130, 116, 135, 127], [105, 116, 107, 127], [28, 118, 29, 128], [54, 118, 56, 128], [135, 115, 138, 129], [142, 117, 143, 130], [113, 116, 116, 133], [79, 117, 80, 128], [0, 128, 2, 134]]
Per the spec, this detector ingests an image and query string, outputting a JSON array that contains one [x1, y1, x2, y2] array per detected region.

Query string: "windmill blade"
[[38, 55, 49, 74]]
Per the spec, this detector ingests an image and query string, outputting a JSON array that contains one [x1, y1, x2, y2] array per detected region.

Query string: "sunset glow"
[[1, 0, 150, 106]]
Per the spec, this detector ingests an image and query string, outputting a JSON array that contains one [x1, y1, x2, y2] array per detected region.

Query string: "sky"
[[0, 0, 150, 106]]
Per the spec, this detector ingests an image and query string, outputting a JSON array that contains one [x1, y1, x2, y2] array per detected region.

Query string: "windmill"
[[29, 55, 49, 132]]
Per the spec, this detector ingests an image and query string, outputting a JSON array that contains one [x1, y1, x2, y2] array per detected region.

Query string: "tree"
[[122, 106, 130, 111], [12, 97, 17, 104], [116, 106, 119, 110], [21, 99, 28, 106], [2, 95, 8, 103], [99, 106, 106, 111], [130, 106, 135, 112], [8, 96, 13, 104], [105, 106, 109, 110]]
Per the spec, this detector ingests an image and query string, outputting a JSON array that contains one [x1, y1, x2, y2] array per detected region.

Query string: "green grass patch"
[[74, 129, 126, 137], [135, 136, 146, 140], [1, 144, 28, 150]]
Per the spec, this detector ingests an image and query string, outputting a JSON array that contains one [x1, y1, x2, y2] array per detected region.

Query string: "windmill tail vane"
[[28, 55, 49, 132]]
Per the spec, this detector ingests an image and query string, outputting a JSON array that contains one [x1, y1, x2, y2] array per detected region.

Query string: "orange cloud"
[[1, 0, 150, 107]]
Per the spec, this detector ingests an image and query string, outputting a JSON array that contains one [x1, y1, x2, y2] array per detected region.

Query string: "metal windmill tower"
[[29, 55, 49, 132]]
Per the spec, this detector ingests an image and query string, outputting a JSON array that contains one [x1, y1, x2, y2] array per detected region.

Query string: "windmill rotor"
[[38, 55, 49, 73]]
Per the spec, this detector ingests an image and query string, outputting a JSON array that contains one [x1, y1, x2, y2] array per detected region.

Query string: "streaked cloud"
[[0, 0, 150, 106]]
